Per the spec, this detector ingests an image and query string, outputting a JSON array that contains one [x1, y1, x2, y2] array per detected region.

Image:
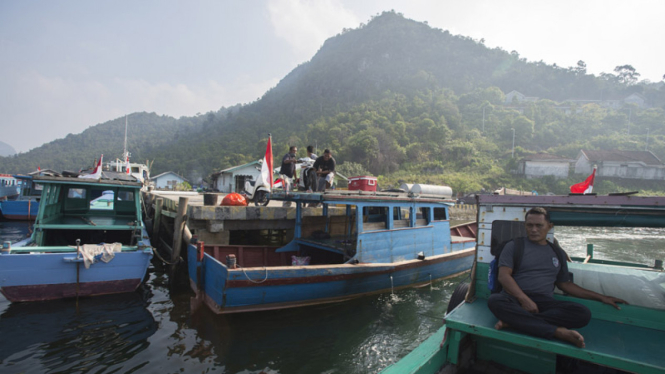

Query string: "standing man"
[[306, 145, 317, 160], [313, 149, 336, 191], [279, 146, 297, 207], [304, 145, 318, 192], [487, 207, 627, 348]]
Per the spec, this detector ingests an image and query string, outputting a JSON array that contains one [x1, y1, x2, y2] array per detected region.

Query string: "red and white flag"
[[570, 167, 596, 194], [125, 155, 131, 175], [259, 135, 273, 188], [80, 154, 103, 179]]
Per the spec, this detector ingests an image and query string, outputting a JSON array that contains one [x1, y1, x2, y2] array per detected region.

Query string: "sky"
[[1, 0, 663, 153]]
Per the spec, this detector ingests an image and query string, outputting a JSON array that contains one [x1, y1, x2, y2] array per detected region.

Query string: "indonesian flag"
[[125, 155, 131, 175], [80, 154, 103, 179], [259, 135, 273, 188], [273, 178, 283, 189], [570, 167, 596, 194]]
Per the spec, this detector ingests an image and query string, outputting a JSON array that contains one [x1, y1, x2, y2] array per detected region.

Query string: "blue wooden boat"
[[0, 173, 19, 200], [0, 175, 40, 220], [188, 190, 477, 314], [0, 172, 153, 302], [381, 194, 665, 374]]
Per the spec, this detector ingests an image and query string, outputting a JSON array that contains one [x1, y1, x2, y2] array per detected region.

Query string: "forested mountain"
[[1, 11, 664, 195], [0, 141, 15, 157]]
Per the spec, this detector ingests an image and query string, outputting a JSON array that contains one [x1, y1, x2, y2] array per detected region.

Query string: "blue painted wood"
[[0, 199, 39, 220], [0, 250, 152, 287], [0, 175, 153, 302]]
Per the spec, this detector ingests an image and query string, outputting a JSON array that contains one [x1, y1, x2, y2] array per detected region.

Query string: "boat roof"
[[33, 172, 143, 188], [478, 194, 665, 227], [272, 190, 455, 205]]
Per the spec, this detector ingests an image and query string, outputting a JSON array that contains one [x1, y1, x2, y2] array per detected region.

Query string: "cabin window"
[[416, 207, 430, 226], [433, 207, 447, 221], [90, 190, 114, 211], [362, 206, 388, 231], [68, 188, 86, 199], [393, 207, 411, 228], [117, 190, 134, 201], [131, 166, 140, 173]]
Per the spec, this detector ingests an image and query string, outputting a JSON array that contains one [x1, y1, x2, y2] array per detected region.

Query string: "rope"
[[238, 264, 269, 284], [152, 247, 181, 265]]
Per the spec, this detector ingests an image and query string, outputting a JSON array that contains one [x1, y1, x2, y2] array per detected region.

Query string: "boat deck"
[[445, 298, 665, 374]]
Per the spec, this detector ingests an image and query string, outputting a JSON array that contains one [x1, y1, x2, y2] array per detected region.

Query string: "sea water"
[[0, 221, 663, 374]]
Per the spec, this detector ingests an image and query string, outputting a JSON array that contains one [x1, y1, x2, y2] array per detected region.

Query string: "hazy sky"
[[1, 0, 663, 153]]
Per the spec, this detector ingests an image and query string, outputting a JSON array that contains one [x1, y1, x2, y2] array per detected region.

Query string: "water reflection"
[[184, 276, 462, 374], [0, 288, 157, 373]]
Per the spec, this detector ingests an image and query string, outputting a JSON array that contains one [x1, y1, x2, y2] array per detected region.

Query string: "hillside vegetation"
[[2, 11, 664, 196]]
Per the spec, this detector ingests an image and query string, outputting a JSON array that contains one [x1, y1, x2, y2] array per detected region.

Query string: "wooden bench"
[[445, 298, 665, 374]]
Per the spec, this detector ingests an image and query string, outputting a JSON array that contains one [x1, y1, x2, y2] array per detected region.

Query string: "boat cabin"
[[203, 190, 472, 268], [25, 174, 145, 250]]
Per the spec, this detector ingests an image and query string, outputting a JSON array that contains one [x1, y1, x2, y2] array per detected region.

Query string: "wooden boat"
[[0, 173, 19, 200], [187, 190, 477, 314], [0, 172, 153, 302], [381, 194, 665, 374], [0, 175, 40, 220]]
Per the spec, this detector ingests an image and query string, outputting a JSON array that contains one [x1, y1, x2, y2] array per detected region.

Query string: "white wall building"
[[518, 153, 573, 179], [151, 171, 189, 190], [575, 150, 665, 180], [211, 160, 263, 193]]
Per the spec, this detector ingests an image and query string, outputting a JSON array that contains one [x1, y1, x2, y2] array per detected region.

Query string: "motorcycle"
[[242, 176, 271, 206], [297, 157, 317, 192]]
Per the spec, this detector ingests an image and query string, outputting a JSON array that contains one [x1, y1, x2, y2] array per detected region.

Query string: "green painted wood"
[[379, 327, 449, 374], [476, 336, 556, 374], [446, 299, 665, 374]]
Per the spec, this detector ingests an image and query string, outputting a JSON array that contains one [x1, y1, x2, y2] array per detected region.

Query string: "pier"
[[143, 190, 349, 276]]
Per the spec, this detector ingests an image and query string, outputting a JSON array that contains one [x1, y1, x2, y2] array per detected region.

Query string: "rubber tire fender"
[[446, 282, 469, 314]]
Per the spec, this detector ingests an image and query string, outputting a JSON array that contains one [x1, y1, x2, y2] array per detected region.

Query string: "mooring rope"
[[237, 264, 269, 284], [152, 247, 181, 265]]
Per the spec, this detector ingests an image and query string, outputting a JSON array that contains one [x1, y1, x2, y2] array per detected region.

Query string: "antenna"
[[124, 115, 128, 159]]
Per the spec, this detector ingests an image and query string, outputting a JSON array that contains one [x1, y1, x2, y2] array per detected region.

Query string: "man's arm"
[[498, 266, 539, 313], [556, 281, 628, 310]]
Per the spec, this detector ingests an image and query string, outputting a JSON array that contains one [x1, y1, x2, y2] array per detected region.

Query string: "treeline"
[[1, 11, 664, 196]]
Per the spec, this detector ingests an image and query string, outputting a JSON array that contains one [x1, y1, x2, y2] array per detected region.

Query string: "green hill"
[[2, 11, 663, 195]]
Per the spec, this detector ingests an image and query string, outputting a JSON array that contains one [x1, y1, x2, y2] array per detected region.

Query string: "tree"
[[575, 60, 587, 75], [614, 65, 641, 85]]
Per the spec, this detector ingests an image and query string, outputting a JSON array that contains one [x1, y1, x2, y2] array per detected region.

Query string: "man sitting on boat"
[[487, 207, 628, 348]]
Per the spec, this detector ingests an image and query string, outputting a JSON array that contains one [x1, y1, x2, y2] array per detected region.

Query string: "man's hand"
[[518, 295, 539, 313], [599, 295, 628, 310]]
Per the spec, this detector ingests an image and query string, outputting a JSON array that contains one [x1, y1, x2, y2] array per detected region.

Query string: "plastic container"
[[348, 176, 377, 191]]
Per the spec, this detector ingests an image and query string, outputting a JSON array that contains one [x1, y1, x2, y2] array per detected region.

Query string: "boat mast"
[[124, 115, 129, 160]]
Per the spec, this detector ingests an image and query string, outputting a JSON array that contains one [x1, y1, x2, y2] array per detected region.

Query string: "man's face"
[[323, 153, 331, 161], [291, 148, 297, 155], [525, 213, 553, 244]]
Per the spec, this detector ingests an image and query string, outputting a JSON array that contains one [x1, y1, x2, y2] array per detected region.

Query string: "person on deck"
[[279, 146, 297, 207], [487, 207, 628, 348], [313, 149, 336, 192], [304, 145, 318, 192], [306, 145, 317, 160]]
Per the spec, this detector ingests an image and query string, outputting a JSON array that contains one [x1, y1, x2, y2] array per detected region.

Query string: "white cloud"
[[1, 71, 278, 152], [268, 0, 360, 63]]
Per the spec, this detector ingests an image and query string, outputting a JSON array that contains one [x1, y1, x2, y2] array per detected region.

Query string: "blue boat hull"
[[189, 244, 475, 314], [0, 250, 153, 302], [0, 199, 39, 220]]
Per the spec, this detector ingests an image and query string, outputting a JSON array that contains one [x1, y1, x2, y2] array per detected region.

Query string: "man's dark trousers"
[[488, 292, 591, 339]]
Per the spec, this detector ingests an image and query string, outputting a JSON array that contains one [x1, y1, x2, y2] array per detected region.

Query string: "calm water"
[[1, 221, 663, 374]]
